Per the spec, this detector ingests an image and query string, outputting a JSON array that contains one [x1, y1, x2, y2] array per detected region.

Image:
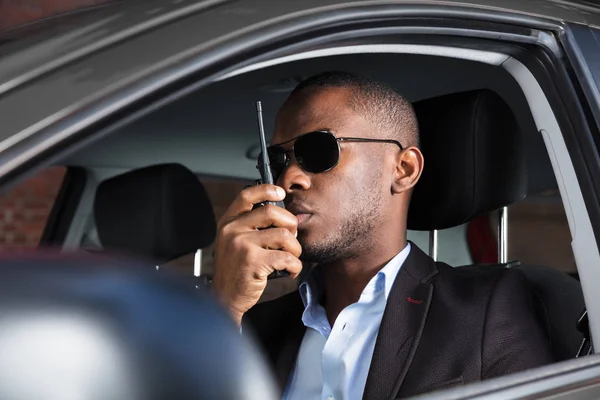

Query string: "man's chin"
[[298, 240, 337, 264], [299, 251, 323, 264], [299, 250, 339, 265]]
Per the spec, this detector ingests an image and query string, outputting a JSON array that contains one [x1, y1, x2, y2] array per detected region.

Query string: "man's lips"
[[295, 213, 312, 225], [286, 204, 313, 226]]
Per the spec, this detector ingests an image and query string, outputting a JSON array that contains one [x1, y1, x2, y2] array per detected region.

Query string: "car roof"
[[0, 0, 599, 91], [0, 0, 571, 193]]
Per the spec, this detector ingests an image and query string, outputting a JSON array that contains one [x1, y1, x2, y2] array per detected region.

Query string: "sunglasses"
[[257, 130, 403, 182]]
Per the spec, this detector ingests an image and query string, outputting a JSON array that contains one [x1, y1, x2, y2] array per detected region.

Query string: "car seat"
[[408, 89, 588, 361], [93, 163, 216, 266]]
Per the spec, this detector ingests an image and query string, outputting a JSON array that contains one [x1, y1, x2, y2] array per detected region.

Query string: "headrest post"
[[498, 207, 508, 263], [429, 230, 438, 261], [194, 249, 203, 277]]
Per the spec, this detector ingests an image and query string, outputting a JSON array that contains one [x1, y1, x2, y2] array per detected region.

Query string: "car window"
[[505, 191, 576, 275], [0, 166, 66, 250], [407, 225, 473, 267], [466, 190, 577, 277]]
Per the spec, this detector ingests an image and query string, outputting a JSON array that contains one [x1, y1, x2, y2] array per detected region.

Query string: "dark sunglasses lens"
[[257, 147, 287, 181], [295, 132, 340, 173]]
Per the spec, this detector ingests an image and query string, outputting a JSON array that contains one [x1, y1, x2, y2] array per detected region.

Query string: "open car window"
[[52, 39, 597, 400]]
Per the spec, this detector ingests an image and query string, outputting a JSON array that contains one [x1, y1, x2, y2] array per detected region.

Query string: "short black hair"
[[289, 71, 419, 147]]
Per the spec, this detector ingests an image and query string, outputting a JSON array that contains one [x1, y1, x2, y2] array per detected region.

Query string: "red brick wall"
[[0, 167, 65, 250]]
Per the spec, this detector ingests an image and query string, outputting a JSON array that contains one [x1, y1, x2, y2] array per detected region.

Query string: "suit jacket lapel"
[[363, 243, 438, 400]]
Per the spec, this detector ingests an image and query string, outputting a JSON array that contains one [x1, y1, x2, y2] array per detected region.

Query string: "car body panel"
[[565, 24, 600, 133], [0, 0, 585, 172], [1, 0, 598, 96]]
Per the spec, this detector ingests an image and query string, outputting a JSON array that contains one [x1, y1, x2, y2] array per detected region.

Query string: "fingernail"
[[295, 230, 298, 238], [276, 187, 285, 198]]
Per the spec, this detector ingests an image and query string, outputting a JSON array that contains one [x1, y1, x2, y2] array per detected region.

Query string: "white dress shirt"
[[283, 243, 411, 400]]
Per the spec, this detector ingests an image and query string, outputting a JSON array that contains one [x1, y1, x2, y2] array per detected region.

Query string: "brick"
[[0, 167, 65, 249], [1, 224, 17, 232]]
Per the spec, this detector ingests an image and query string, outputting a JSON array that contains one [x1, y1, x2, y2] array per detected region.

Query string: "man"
[[212, 71, 553, 399]]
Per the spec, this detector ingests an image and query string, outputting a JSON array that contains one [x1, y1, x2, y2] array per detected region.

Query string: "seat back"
[[408, 89, 585, 360], [512, 264, 586, 360], [458, 261, 585, 361], [93, 163, 216, 265]]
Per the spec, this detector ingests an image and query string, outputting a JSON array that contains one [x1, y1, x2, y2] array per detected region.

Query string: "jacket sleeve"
[[481, 269, 554, 379]]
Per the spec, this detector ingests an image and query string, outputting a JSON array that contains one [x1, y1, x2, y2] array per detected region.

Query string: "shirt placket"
[[320, 287, 378, 400]]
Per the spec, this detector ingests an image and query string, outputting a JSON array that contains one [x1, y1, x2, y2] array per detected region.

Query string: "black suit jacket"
[[244, 243, 554, 399]]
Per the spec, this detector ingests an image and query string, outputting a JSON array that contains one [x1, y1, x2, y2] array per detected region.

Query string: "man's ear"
[[391, 147, 424, 194]]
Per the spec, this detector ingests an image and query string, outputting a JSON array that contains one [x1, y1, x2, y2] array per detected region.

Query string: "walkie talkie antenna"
[[255, 101, 288, 280], [256, 101, 275, 185]]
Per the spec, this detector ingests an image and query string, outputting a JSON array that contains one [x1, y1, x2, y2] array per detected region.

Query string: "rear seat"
[[93, 163, 216, 265]]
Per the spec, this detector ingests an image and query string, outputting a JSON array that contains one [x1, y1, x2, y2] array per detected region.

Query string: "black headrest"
[[0, 251, 278, 400], [94, 163, 216, 264], [407, 89, 526, 231]]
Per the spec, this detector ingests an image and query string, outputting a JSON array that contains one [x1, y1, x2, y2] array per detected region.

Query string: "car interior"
[[4, 46, 592, 394]]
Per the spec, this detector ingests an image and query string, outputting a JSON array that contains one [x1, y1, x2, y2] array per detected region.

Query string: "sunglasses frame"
[[258, 130, 404, 179]]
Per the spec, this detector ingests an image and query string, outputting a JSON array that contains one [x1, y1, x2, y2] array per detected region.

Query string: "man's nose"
[[277, 160, 310, 192]]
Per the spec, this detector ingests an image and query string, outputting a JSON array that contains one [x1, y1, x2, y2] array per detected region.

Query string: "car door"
[[412, 20, 600, 400], [3, 1, 600, 399]]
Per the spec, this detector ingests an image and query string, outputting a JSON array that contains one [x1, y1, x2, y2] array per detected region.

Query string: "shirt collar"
[[299, 264, 323, 309], [298, 242, 412, 308]]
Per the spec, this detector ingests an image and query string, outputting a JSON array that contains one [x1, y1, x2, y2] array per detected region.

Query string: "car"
[[1, 0, 600, 398]]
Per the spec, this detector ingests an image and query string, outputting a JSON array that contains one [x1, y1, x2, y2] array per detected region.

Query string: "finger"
[[255, 228, 302, 258], [259, 249, 303, 280], [235, 204, 298, 233], [222, 184, 285, 221]]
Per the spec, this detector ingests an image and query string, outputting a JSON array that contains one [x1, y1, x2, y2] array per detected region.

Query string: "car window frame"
[[39, 166, 87, 246]]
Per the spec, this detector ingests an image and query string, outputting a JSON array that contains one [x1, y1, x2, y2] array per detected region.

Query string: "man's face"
[[272, 87, 391, 264]]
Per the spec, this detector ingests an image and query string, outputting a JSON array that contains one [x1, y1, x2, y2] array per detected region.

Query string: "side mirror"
[[0, 250, 277, 400]]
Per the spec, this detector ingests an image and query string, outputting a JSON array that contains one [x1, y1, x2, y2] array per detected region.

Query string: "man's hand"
[[212, 184, 303, 326]]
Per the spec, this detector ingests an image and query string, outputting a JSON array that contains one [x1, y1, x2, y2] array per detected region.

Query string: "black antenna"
[[256, 101, 275, 185], [255, 101, 288, 279]]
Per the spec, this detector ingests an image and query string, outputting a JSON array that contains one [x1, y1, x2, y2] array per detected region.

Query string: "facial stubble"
[[298, 170, 384, 265]]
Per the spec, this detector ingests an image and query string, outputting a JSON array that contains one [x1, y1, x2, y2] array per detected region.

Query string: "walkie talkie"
[[255, 101, 289, 280]]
